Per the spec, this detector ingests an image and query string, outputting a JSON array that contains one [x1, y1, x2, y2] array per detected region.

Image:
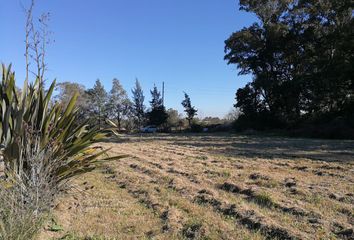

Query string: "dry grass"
[[39, 133, 354, 239]]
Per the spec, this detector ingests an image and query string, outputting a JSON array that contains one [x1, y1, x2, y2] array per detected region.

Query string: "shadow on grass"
[[103, 133, 354, 163]]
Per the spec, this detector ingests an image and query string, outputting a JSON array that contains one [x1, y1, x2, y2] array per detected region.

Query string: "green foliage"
[[0, 64, 124, 239], [181, 92, 197, 127], [131, 79, 145, 128], [166, 108, 182, 128], [55, 82, 91, 126], [225, 0, 354, 135], [48, 219, 64, 232], [190, 123, 204, 133], [147, 85, 168, 127], [149, 85, 163, 109], [55, 82, 88, 108], [253, 192, 274, 207], [107, 79, 132, 130], [86, 79, 108, 128]]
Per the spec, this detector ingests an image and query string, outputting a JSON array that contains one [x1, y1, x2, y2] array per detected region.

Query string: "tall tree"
[[225, 0, 354, 129], [181, 92, 197, 127], [147, 85, 168, 126], [87, 79, 107, 129], [107, 79, 132, 130], [131, 79, 145, 128]]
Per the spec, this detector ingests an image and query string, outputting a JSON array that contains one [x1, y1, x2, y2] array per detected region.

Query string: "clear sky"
[[0, 0, 256, 118]]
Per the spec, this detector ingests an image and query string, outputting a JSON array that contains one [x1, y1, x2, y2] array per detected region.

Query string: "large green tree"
[[107, 78, 132, 130], [225, 0, 354, 129]]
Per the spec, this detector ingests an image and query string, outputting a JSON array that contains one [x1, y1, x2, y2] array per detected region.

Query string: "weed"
[[253, 192, 274, 207]]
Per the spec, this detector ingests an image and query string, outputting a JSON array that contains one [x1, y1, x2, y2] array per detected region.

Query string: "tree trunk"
[[117, 113, 121, 131]]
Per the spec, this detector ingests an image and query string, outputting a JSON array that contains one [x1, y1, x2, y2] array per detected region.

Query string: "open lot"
[[41, 134, 354, 240]]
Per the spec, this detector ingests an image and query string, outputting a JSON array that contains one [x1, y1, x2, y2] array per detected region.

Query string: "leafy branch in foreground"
[[0, 64, 124, 239]]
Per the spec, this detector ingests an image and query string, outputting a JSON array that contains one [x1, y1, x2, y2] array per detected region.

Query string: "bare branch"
[[23, 0, 35, 83], [22, 0, 52, 85]]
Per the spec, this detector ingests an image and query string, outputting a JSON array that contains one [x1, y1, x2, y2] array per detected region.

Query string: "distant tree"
[[202, 117, 223, 125], [55, 82, 88, 107], [166, 108, 182, 128], [107, 79, 132, 130], [55, 82, 90, 124], [181, 92, 197, 127], [150, 85, 163, 109], [86, 79, 107, 129], [177, 119, 185, 131], [131, 79, 145, 128], [224, 108, 240, 122], [147, 85, 168, 127]]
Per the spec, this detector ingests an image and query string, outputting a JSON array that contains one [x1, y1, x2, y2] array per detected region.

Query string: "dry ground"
[[40, 134, 354, 240]]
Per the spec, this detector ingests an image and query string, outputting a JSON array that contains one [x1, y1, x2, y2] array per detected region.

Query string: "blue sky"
[[0, 0, 256, 118]]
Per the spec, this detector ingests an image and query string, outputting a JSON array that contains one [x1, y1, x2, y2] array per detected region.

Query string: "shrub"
[[190, 124, 204, 133], [0, 64, 124, 239]]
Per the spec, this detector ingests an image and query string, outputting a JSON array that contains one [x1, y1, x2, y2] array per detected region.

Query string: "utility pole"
[[162, 81, 165, 106]]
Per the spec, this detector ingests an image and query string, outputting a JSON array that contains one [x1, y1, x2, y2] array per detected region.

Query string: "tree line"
[[225, 0, 353, 138], [55, 79, 203, 132]]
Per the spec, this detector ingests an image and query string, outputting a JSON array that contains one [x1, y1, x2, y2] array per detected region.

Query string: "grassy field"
[[40, 134, 354, 240]]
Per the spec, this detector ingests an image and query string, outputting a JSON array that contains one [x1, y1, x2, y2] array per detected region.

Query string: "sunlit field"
[[40, 134, 354, 240]]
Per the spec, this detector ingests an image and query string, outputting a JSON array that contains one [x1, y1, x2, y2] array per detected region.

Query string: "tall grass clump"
[[0, 64, 123, 239]]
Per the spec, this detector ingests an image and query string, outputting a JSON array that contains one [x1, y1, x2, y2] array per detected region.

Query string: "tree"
[[55, 82, 88, 107], [147, 85, 168, 127], [225, 0, 354, 130], [55, 82, 91, 124], [0, 65, 124, 239], [224, 108, 240, 122], [149, 84, 163, 109], [86, 79, 107, 129], [181, 92, 197, 127], [107, 79, 132, 130], [202, 117, 223, 125], [167, 108, 182, 128], [131, 79, 145, 128]]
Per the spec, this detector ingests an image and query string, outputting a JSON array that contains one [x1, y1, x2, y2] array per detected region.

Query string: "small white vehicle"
[[140, 125, 157, 133]]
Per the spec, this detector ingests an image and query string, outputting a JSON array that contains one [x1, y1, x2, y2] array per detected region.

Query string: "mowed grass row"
[[41, 134, 354, 240]]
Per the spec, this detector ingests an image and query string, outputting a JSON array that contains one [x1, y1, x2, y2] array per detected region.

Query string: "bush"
[[0, 64, 124, 239], [190, 124, 204, 133], [289, 116, 354, 139], [233, 112, 286, 132], [234, 110, 354, 139]]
